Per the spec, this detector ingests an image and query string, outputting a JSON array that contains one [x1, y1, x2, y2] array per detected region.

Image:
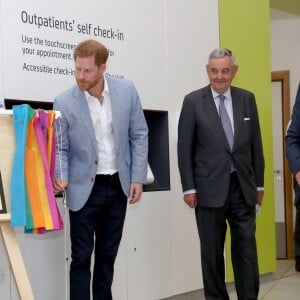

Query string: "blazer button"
[[91, 177, 94, 182], [95, 160, 98, 164]]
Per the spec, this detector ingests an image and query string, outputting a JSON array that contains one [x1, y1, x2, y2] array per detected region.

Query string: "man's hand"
[[129, 182, 143, 204], [256, 190, 264, 206], [295, 170, 300, 186], [53, 178, 68, 195], [184, 193, 198, 208]]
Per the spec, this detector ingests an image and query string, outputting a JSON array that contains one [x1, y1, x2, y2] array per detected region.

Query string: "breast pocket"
[[241, 117, 252, 141]]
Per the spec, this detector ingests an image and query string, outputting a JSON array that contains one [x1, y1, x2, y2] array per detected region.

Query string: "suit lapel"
[[73, 87, 98, 153], [231, 87, 244, 151], [106, 76, 120, 152]]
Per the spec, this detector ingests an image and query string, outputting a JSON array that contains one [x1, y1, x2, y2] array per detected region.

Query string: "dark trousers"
[[69, 173, 127, 300], [195, 172, 259, 300], [295, 203, 300, 261]]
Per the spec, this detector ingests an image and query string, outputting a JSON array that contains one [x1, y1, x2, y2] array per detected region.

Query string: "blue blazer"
[[53, 75, 148, 211]]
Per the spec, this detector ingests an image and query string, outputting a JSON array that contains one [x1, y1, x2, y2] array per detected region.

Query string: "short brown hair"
[[73, 39, 109, 66]]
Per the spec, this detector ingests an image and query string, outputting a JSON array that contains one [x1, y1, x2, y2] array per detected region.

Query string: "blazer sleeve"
[[286, 83, 300, 175], [53, 97, 69, 182], [177, 95, 196, 192], [128, 82, 149, 183], [250, 93, 265, 187]]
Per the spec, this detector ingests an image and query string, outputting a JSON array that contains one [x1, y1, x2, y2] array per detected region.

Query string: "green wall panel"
[[218, 0, 276, 281]]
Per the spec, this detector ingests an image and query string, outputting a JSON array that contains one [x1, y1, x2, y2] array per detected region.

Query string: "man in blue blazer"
[[53, 39, 148, 300], [285, 83, 300, 272], [178, 48, 264, 300]]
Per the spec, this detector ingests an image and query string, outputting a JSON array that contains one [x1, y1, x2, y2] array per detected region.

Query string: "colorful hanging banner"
[[10, 104, 63, 233]]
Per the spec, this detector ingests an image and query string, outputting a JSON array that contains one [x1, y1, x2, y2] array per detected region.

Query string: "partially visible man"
[[53, 39, 148, 300], [178, 48, 264, 300], [285, 82, 300, 272]]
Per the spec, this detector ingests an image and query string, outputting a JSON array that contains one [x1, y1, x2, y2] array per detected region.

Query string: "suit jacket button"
[[91, 177, 94, 182], [95, 160, 98, 164]]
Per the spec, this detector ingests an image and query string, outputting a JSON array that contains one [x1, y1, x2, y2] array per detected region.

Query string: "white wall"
[[271, 10, 300, 108], [165, 1, 219, 295], [0, 1, 219, 299]]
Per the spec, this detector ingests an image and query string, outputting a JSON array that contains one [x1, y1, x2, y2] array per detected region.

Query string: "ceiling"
[[270, 0, 300, 16], [270, 8, 300, 21]]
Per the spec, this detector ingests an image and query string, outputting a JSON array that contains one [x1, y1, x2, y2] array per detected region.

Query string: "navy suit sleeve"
[[286, 83, 300, 175]]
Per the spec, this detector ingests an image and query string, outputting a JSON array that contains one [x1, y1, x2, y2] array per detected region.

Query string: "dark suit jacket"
[[293, 177, 300, 207], [177, 85, 264, 207], [286, 82, 300, 206]]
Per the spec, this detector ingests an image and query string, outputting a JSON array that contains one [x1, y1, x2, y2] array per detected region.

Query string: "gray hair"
[[208, 48, 236, 66]]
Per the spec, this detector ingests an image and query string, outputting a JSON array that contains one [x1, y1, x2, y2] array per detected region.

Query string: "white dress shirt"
[[84, 77, 117, 175]]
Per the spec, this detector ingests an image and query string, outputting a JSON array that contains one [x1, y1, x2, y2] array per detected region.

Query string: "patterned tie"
[[219, 94, 234, 150]]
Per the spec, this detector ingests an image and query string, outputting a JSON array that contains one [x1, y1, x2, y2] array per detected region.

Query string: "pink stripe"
[[33, 110, 63, 230]]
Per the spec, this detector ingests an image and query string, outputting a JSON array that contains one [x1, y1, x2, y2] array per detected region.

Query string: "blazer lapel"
[[231, 88, 244, 151], [106, 76, 120, 152], [73, 87, 98, 153]]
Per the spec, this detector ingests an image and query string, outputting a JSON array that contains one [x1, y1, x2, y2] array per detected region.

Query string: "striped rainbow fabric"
[[10, 104, 63, 233]]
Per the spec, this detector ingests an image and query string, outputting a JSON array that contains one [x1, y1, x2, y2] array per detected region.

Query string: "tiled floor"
[[258, 259, 300, 300], [165, 260, 300, 300]]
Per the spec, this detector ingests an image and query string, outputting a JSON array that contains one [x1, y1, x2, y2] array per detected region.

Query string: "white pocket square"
[[244, 117, 251, 121]]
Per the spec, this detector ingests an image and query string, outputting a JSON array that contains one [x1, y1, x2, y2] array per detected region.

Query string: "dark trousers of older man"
[[195, 172, 259, 300], [69, 174, 127, 300]]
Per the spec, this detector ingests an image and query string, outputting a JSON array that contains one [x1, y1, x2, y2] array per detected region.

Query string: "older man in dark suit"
[[177, 48, 264, 300]]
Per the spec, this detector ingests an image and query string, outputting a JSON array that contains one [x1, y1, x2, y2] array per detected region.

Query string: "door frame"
[[271, 70, 293, 259]]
